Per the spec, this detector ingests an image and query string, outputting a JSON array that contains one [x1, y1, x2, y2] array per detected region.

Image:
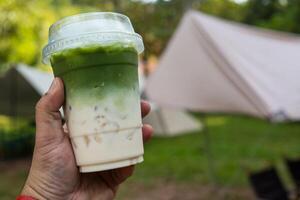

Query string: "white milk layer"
[[65, 90, 143, 168]]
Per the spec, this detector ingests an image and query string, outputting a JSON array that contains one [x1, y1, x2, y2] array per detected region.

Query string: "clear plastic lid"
[[42, 12, 144, 64]]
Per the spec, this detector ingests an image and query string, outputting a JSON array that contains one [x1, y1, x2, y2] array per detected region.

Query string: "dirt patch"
[[0, 158, 31, 172], [0, 159, 256, 200], [117, 181, 255, 200]]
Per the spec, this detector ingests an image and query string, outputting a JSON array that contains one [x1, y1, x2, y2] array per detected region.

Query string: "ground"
[[0, 115, 300, 199], [117, 180, 255, 200], [0, 159, 255, 200]]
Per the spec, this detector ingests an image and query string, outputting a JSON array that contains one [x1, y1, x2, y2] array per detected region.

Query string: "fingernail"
[[47, 78, 57, 94]]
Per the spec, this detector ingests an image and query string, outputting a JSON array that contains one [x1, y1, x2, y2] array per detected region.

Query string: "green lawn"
[[134, 116, 300, 185], [0, 161, 29, 200], [1, 115, 300, 199]]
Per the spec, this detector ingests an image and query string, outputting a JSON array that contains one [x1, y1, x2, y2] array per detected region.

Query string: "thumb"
[[35, 77, 65, 144]]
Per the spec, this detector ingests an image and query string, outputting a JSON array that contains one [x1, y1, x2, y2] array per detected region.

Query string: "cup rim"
[[42, 12, 144, 65], [49, 12, 131, 40]]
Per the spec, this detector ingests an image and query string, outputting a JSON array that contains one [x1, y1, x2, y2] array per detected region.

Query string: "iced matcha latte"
[[42, 13, 144, 172]]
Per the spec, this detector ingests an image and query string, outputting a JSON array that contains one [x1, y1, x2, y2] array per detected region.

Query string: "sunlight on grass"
[[206, 116, 228, 127], [0, 116, 31, 132], [0, 116, 11, 131]]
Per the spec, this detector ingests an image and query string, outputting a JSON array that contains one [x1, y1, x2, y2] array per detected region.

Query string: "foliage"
[[0, 116, 35, 160], [0, 0, 300, 68], [243, 0, 300, 33], [125, 0, 185, 58], [0, 128, 35, 160], [200, 0, 300, 34], [199, 0, 247, 21], [0, 0, 80, 68]]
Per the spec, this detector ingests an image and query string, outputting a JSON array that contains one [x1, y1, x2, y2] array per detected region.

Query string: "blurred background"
[[1, 0, 300, 199]]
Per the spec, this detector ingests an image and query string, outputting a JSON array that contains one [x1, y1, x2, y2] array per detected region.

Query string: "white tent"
[[145, 11, 300, 121], [139, 69, 202, 136], [143, 104, 202, 136], [0, 64, 53, 117]]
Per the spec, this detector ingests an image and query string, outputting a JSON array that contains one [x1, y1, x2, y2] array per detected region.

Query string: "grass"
[[129, 115, 300, 187], [0, 115, 300, 199], [0, 168, 27, 199]]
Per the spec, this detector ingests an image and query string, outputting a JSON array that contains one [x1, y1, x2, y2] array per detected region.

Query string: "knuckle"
[[35, 99, 44, 112], [35, 96, 48, 112]]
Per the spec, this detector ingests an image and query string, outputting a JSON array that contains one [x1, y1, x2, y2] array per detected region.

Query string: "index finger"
[[141, 100, 151, 118]]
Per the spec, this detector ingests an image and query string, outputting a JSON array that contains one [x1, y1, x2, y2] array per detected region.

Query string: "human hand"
[[21, 78, 153, 200]]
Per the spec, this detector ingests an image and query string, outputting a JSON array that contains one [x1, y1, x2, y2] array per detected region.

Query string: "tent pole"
[[157, 108, 168, 134], [201, 113, 217, 186], [9, 67, 17, 129], [9, 65, 20, 130]]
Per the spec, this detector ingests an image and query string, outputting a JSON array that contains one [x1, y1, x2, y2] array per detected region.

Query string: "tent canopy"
[[145, 11, 300, 121], [0, 64, 53, 118], [143, 104, 202, 136], [139, 71, 202, 135]]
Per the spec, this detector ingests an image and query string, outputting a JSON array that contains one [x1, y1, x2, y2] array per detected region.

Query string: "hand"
[[21, 78, 153, 200]]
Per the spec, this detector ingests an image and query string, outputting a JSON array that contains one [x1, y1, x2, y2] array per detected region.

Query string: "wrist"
[[21, 170, 55, 200], [16, 195, 37, 200], [21, 170, 74, 200], [21, 182, 45, 200]]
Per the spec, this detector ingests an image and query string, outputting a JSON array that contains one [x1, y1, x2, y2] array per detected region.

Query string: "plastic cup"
[[42, 12, 144, 173]]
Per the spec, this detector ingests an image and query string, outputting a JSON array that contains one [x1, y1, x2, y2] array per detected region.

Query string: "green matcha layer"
[[50, 44, 139, 107]]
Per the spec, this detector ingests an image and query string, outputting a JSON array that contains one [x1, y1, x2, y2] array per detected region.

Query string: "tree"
[[244, 0, 300, 33], [124, 0, 192, 59], [198, 0, 300, 34], [244, 0, 283, 25], [0, 0, 80, 69], [1, 0, 300, 69], [198, 0, 246, 22]]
